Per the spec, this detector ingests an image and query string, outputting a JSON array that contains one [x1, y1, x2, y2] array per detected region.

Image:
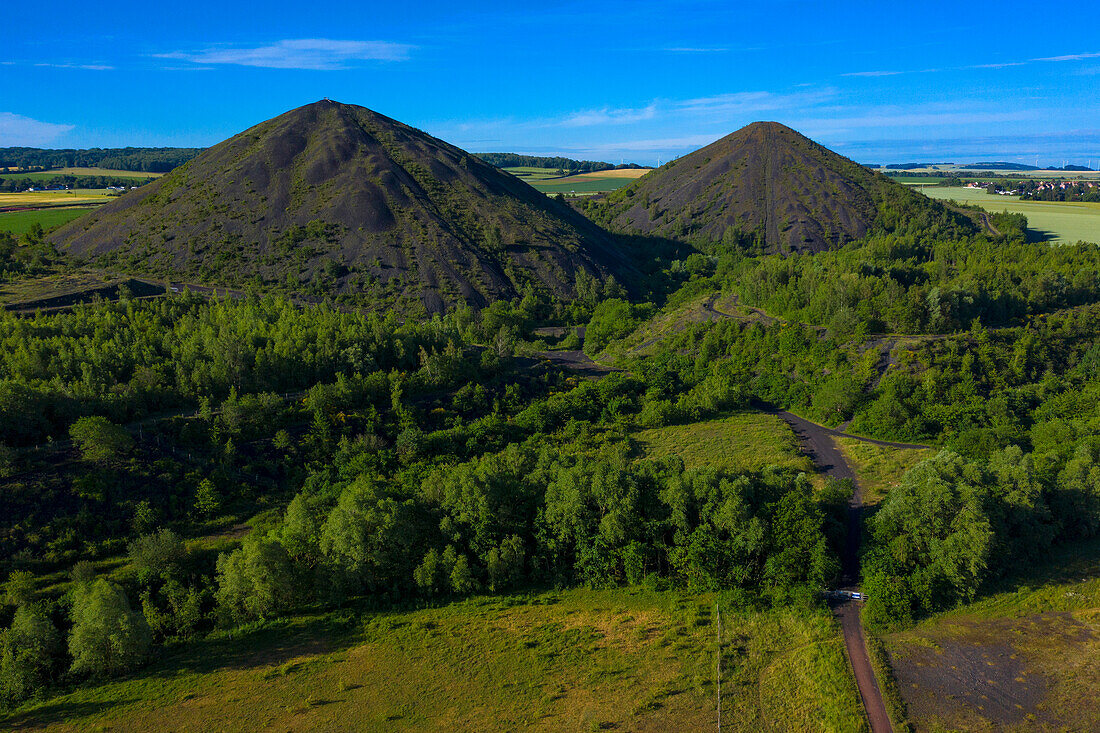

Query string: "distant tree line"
[[0, 175, 155, 192], [0, 147, 202, 173], [476, 153, 646, 173]]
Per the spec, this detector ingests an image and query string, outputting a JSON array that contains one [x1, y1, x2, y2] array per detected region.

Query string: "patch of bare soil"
[[888, 613, 1096, 731]]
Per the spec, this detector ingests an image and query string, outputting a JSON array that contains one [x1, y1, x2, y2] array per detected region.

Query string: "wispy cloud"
[[842, 70, 904, 77], [33, 63, 114, 71], [1034, 51, 1100, 62], [968, 62, 1026, 69], [559, 104, 658, 127], [156, 38, 414, 70], [663, 47, 728, 53], [676, 88, 837, 116], [0, 112, 74, 146]]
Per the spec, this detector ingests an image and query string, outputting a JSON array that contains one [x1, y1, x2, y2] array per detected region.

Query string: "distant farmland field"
[[504, 167, 650, 195], [920, 186, 1100, 244], [0, 207, 92, 234], [0, 189, 117, 208], [0, 167, 163, 180]]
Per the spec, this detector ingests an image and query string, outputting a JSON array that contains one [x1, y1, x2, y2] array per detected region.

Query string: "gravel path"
[[773, 409, 899, 733]]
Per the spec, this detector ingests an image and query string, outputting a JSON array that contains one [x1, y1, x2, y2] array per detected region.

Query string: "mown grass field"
[[0, 588, 867, 732], [0, 167, 163, 180], [834, 438, 931, 504], [920, 186, 1100, 244], [634, 411, 817, 476], [881, 538, 1100, 732], [0, 207, 93, 235]]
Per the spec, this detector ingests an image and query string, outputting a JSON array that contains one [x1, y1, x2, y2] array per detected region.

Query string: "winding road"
[[773, 410, 907, 733]]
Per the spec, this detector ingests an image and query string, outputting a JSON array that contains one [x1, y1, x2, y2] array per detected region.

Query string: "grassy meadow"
[[0, 207, 93, 235], [0, 588, 867, 732], [834, 438, 931, 504], [919, 186, 1100, 244], [634, 411, 817, 476], [881, 538, 1100, 732]]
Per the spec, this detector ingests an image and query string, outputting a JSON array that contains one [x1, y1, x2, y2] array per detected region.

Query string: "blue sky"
[[3, 0, 1100, 166]]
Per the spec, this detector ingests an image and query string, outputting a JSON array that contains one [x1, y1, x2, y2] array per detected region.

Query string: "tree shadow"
[[0, 699, 140, 729], [1026, 227, 1056, 244]]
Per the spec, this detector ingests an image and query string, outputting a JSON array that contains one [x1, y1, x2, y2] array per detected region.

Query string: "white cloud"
[[969, 62, 1026, 69], [1034, 51, 1100, 62], [676, 88, 838, 116], [0, 112, 74, 146], [842, 70, 904, 77], [33, 63, 114, 71], [559, 104, 658, 127], [663, 47, 728, 53], [156, 38, 414, 70]]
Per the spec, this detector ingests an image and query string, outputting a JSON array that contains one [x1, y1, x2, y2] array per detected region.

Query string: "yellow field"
[[550, 169, 651, 184]]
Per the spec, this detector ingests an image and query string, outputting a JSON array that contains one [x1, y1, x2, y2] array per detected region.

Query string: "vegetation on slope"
[[578, 121, 974, 254], [49, 101, 631, 314]]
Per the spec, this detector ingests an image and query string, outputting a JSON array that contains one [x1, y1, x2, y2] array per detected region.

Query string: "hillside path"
[[772, 410, 898, 733]]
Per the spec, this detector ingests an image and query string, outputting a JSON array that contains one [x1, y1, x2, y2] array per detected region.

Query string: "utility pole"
[[716, 601, 722, 732]]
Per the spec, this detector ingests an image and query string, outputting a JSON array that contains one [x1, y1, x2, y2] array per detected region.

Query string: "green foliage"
[[68, 579, 152, 676], [585, 299, 654, 355], [214, 536, 297, 624], [194, 479, 221, 517], [4, 570, 36, 606], [128, 529, 185, 584], [0, 603, 61, 705], [69, 416, 133, 462]]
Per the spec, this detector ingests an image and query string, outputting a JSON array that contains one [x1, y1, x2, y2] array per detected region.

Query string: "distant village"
[[965, 178, 1100, 202]]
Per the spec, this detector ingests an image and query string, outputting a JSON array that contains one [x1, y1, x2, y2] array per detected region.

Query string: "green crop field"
[[0, 206, 93, 235], [0, 588, 866, 732], [920, 186, 1100, 244], [635, 412, 817, 476], [0, 167, 162, 181]]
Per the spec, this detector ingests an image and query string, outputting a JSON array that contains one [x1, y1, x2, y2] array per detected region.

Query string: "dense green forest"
[[4, 176, 1100, 716], [0, 147, 202, 173], [0, 174, 155, 192], [0, 291, 844, 707], [476, 152, 646, 172]]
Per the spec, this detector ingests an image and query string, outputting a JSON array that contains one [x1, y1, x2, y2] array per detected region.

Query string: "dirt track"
[[773, 410, 896, 733]]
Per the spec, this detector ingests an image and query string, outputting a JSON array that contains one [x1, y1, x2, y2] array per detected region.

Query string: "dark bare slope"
[[586, 121, 969, 254], [51, 100, 628, 313]]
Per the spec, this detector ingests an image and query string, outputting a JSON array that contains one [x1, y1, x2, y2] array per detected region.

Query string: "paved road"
[[773, 410, 896, 733]]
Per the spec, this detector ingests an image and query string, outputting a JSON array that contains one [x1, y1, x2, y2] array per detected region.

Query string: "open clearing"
[[0, 207, 93, 234], [834, 438, 931, 504], [919, 186, 1100, 244], [882, 538, 1100, 732], [0, 588, 867, 732], [0, 167, 163, 181], [634, 411, 818, 476]]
